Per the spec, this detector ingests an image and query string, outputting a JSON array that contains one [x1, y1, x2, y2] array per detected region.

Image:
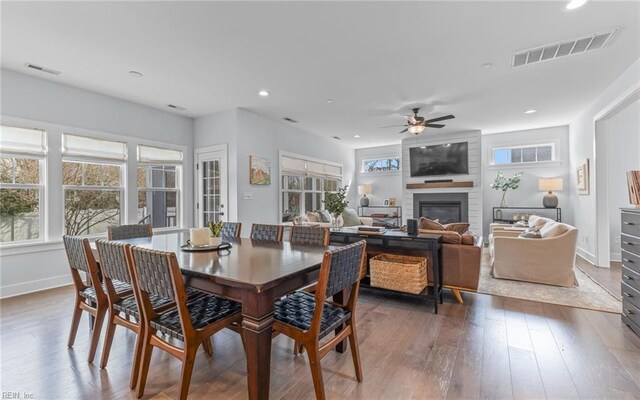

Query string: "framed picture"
[[250, 155, 271, 185], [388, 197, 396, 206], [576, 159, 589, 195], [383, 198, 390, 206]]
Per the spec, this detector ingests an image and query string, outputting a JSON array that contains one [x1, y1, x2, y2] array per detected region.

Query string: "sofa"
[[299, 209, 373, 228], [490, 217, 578, 287]]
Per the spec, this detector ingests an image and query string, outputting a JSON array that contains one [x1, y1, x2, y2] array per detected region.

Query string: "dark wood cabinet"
[[622, 208, 640, 337]]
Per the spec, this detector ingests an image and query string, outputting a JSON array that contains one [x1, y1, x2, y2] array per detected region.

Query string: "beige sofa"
[[297, 212, 373, 228], [490, 217, 578, 287]]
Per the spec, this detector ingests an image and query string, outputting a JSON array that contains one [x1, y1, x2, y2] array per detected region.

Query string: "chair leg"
[[348, 325, 363, 382], [202, 337, 213, 356], [136, 332, 154, 399], [99, 311, 117, 369], [130, 325, 144, 390], [87, 308, 106, 364], [67, 299, 83, 348], [178, 346, 197, 400], [451, 288, 464, 304], [305, 345, 326, 400]]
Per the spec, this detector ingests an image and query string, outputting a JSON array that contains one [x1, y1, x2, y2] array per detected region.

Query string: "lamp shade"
[[408, 125, 426, 135], [538, 178, 563, 192], [358, 184, 372, 195]]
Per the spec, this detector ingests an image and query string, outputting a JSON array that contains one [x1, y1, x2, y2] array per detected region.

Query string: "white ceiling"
[[2, 1, 639, 148]]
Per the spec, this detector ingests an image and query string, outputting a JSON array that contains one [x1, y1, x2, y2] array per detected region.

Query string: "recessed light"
[[354, 134, 360, 138], [482, 62, 493, 68], [129, 70, 143, 78], [566, 0, 587, 10], [326, 99, 334, 104], [524, 109, 538, 114], [258, 90, 270, 97]]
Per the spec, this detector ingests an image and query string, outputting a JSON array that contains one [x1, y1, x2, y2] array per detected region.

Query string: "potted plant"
[[491, 171, 523, 208], [208, 220, 224, 247], [322, 185, 349, 229]]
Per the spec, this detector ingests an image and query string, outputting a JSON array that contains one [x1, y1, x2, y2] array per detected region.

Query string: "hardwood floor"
[[576, 256, 622, 300], [2, 285, 640, 399]]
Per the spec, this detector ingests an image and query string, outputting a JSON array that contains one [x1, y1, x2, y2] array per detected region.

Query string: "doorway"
[[195, 145, 228, 226]]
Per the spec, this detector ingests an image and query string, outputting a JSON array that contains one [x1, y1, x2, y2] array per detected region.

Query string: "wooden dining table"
[[93, 231, 331, 400]]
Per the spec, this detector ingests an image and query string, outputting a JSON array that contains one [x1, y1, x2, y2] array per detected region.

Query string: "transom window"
[[0, 126, 46, 243], [492, 144, 555, 165], [361, 157, 400, 173]]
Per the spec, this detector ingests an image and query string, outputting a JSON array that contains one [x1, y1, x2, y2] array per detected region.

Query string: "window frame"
[[360, 156, 401, 174], [0, 153, 46, 244], [490, 143, 557, 167], [136, 164, 182, 230]]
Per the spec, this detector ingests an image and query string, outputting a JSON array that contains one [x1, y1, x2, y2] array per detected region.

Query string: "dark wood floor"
[[2, 281, 640, 400], [576, 256, 622, 300]]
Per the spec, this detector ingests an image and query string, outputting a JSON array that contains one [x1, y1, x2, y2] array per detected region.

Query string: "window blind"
[[138, 145, 183, 164], [0, 126, 47, 155], [63, 134, 127, 160]]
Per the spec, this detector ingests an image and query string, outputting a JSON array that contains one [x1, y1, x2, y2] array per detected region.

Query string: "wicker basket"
[[369, 253, 428, 294]]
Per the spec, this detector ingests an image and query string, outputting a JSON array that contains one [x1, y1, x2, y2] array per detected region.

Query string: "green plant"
[[322, 185, 349, 216], [208, 220, 224, 237], [491, 171, 523, 207]]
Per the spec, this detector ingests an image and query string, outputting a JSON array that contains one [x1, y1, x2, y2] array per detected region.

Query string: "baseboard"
[[610, 252, 621, 262], [576, 246, 597, 265], [0, 275, 73, 299]]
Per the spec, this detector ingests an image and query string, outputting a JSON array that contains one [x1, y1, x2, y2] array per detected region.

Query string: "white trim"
[[195, 144, 228, 226], [1, 275, 72, 299], [576, 246, 597, 265]]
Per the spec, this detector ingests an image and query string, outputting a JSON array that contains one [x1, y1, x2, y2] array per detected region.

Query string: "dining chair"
[[273, 240, 367, 400], [129, 246, 243, 400], [250, 223, 284, 242], [107, 223, 153, 240], [221, 222, 242, 238], [63, 235, 131, 363], [289, 226, 329, 246], [95, 239, 184, 389]]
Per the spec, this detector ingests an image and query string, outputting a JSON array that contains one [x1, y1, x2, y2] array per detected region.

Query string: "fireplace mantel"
[[406, 181, 474, 189]]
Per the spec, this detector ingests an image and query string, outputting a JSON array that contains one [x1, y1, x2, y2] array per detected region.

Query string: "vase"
[[499, 190, 508, 208], [332, 213, 341, 230], [209, 236, 221, 247]]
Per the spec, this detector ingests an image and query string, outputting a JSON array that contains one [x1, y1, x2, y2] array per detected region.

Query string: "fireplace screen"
[[419, 201, 462, 224]]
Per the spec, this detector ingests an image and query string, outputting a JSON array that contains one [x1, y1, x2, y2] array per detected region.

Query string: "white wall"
[[0, 69, 194, 298], [601, 97, 640, 261], [481, 126, 572, 238], [194, 108, 356, 237], [569, 58, 640, 265], [355, 144, 402, 207]]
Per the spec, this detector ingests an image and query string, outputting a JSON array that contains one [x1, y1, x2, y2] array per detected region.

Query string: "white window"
[[361, 157, 400, 173], [137, 145, 183, 229], [492, 144, 555, 165], [0, 126, 46, 243], [62, 134, 126, 236], [280, 155, 342, 222]]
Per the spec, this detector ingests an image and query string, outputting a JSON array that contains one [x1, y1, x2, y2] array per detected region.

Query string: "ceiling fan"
[[383, 108, 455, 135]]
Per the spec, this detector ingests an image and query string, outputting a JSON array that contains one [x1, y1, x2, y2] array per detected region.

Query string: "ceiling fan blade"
[[408, 116, 417, 124], [379, 125, 408, 128], [399, 128, 408, 134], [425, 114, 455, 123], [425, 123, 445, 128]]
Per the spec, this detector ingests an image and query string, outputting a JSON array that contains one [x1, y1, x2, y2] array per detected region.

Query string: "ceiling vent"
[[167, 104, 186, 111], [332, 136, 341, 140], [24, 63, 61, 75], [510, 29, 617, 68], [283, 117, 298, 123]]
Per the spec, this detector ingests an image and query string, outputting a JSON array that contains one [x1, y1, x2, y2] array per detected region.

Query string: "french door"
[[195, 145, 228, 226]]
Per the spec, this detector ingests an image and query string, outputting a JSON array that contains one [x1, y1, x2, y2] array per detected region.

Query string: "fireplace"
[[413, 193, 469, 223]]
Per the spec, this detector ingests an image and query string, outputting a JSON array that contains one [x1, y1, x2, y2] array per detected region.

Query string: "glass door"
[[196, 147, 227, 226]]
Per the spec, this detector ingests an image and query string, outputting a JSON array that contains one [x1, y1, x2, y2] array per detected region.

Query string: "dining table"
[[92, 231, 333, 400]]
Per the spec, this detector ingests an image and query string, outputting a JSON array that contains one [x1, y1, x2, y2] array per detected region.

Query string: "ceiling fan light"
[[408, 125, 426, 135]]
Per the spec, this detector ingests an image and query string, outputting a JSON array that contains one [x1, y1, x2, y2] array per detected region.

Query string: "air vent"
[[24, 63, 61, 75], [167, 104, 186, 111], [510, 29, 617, 68], [332, 136, 341, 140], [283, 117, 298, 123]]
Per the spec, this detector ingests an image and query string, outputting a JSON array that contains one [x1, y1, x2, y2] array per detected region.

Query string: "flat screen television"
[[409, 142, 469, 177]]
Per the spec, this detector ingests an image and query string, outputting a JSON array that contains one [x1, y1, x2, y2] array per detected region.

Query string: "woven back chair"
[[290, 226, 329, 246], [63, 235, 111, 363], [273, 240, 366, 400], [128, 246, 242, 400], [107, 223, 153, 240], [221, 222, 242, 239], [250, 223, 283, 242]]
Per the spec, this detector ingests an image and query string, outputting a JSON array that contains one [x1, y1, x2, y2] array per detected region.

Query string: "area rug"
[[477, 251, 622, 314]]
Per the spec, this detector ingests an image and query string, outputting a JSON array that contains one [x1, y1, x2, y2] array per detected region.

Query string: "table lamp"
[[538, 178, 563, 208], [358, 184, 372, 207]]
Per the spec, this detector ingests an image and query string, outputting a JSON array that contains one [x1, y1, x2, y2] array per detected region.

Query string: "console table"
[[330, 229, 443, 313], [492, 206, 561, 223], [357, 206, 402, 228]]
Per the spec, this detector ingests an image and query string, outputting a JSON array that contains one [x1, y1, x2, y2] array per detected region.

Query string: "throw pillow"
[[519, 229, 542, 239], [539, 222, 569, 238], [461, 231, 477, 245], [316, 209, 332, 223], [418, 229, 462, 244], [341, 208, 361, 227], [444, 223, 470, 234], [305, 211, 319, 222], [419, 217, 445, 231]]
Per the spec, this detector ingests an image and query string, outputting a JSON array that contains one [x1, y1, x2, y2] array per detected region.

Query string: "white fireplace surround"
[[402, 130, 483, 235]]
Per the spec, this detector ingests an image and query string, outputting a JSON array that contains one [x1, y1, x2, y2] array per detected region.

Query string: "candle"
[[190, 228, 210, 246]]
